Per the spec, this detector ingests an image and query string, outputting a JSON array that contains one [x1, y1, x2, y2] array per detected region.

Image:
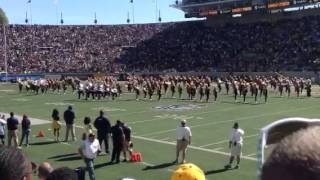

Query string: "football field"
[[0, 83, 320, 180]]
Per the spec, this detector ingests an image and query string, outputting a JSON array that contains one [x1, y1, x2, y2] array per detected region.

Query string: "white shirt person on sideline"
[[174, 119, 192, 164], [225, 122, 244, 169]]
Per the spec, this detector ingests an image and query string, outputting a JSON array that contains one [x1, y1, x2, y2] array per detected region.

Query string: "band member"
[[213, 86, 218, 102], [225, 80, 229, 95], [205, 85, 210, 103], [294, 82, 300, 97], [134, 86, 140, 101], [263, 84, 268, 103], [285, 81, 291, 97], [178, 83, 183, 99], [252, 83, 258, 103], [233, 82, 238, 102], [157, 85, 162, 101], [306, 81, 311, 97], [217, 79, 222, 93], [199, 85, 204, 101], [170, 82, 176, 98], [278, 83, 283, 97], [242, 83, 248, 103], [147, 84, 154, 100], [139, 85, 145, 99]]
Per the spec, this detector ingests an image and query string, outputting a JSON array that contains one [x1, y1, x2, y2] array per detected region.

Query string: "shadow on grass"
[[30, 141, 57, 145], [142, 161, 176, 171], [56, 156, 82, 161], [205, 168, 232, 175], [220, 100, 264, 105], [94, 162, 114, 169], [48, 153, 78, 159]]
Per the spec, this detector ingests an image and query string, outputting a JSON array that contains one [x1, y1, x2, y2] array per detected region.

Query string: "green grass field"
[[0, 83, 320, 180]]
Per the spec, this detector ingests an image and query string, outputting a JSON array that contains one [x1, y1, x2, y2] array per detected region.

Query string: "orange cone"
[[36, 130, 45, 138]]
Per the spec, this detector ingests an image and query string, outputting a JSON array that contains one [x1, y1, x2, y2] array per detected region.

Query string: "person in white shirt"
[[225, 122, 244, 169], [0, 115, 6, 144], [79, 133, 101, 180], [174, 119, 192, 164]]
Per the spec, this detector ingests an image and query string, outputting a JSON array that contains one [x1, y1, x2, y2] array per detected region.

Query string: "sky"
[[0, 0, 192, 25]]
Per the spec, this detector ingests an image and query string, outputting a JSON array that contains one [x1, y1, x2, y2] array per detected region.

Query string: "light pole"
[[94, 12, 97, 25], [130, 0, 135, 24], [3, 23, 7, 81]]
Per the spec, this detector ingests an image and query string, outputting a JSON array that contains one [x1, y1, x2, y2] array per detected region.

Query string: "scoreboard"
[[173, 0, 320, 18]]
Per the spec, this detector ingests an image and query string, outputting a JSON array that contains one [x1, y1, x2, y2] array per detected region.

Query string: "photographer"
[[78, 133, 100, 180]]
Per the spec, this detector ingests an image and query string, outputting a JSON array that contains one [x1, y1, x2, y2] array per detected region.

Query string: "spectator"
[[94, 110, 111, 154], [175, 119, 192, 164], [262, 126, 320, 180], [1, 17, 319, 73], [0, 144, 34, 180], [64, 106, 76, 142], [38, 162, 54, 180], [20, 114, 31, 147], [110, 120, 125, 163], [84, 117, 93, 134], [46, 167, 78, 180], [121, 122, 132, 162], [78, 133, 100, 180], [0, 114, 6, 144], [51, 109, 61, 142], [7, 112, 19, 147]]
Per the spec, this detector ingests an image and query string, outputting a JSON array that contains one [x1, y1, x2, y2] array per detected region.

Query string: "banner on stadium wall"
[[232, 6, 252, 13], [268, 1, 290, 8], [0, 74, 42, 81]]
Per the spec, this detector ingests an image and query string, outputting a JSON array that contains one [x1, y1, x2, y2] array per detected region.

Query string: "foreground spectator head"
[[0, 145, 34, 180], [68, 106, 73, 110], [262, 126, 320, 180], [38, 162, 54, 180], [10, 112, 14, 117], [47, 167, 78, 180], [171, 163, 205, 180]]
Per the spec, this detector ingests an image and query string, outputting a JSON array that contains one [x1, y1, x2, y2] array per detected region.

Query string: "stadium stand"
[[0, 15, 320, 73]]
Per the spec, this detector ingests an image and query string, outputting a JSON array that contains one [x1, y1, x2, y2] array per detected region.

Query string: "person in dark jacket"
[[110, 120, 125, 163], [121, 122, 132, 162], [19, 114, 31, 147], [94, 110, 111, 154], [64, 106, 76, 142], [7, 112, 19, 147]]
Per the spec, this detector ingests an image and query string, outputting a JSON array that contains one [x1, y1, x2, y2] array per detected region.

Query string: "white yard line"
[[0, 112, 50, 125], [199, 134, 259, 148], [2, 113, 257, 163], [159, 137, 170, 141], [132, 135, 257, 161], [245, 153, 257, 157], [137, 105, 316, 137], [212, 147, 224, 151]]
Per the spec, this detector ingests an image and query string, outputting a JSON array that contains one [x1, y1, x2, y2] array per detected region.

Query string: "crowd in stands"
[[0, 16, 320, 73]]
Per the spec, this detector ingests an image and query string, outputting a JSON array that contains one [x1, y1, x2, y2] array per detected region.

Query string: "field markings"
[[128, 98, 295, 126], [245, 153, 257, 157], [199, 134, 259, 148], [159, 137, 170, 141], [0, 112, 50, 125], [128, 105, 258, 125], [137, 105, 317, 137], [212, 147, 224, 151], [132, 135, 257, 161]]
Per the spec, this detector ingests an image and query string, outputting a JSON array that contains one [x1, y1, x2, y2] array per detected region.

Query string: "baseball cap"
[[181, 120, 187, 124]]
